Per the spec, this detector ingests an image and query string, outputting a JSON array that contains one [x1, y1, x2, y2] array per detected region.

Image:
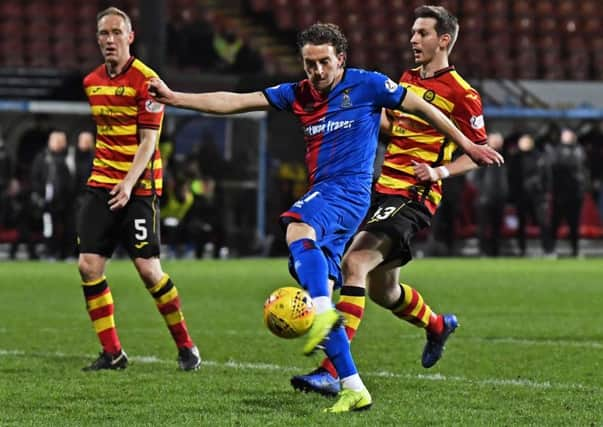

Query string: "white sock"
[[313, 296, 333, 314], [340, 374, 365, 391]]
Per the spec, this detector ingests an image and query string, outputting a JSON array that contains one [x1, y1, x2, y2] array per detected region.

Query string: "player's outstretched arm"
[[412, 154, 478, 182], [148, 77, 270, 114], [400, 91, 504, 166]]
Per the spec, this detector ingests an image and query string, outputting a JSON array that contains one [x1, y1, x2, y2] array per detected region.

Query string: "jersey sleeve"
[[137, 76, 164, 130], [452, 88, 487, 144], [263, 82, 296, 111], [369, 71, 407, 110]]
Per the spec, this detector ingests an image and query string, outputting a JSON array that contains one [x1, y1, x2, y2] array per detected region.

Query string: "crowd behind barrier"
[[1, 120, 602, 261]]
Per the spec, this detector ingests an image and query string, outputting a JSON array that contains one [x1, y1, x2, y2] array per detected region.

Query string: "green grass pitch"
[[0, 258, 601, 426]]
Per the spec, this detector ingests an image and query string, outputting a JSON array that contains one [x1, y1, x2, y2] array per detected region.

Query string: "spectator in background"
[[30, 130, 75, 260], [75, 131, 95, 192], [551, 128, 588, 257], [0, 137, 10, 194], [16, 114, 52, 181], [508, 133, 554, 257], [1, 178, 39, 260], [168, 7, 217, 70], [578, 120, 603, 223], [428, 168, 466, 256], [161, 157, 220, 259], [474, 132, 508, 256], [212, 17, 263, 74]]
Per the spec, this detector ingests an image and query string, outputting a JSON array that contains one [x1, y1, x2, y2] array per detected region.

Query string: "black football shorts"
[[360, 193, 432, 267], [76, 187, 161, 259]]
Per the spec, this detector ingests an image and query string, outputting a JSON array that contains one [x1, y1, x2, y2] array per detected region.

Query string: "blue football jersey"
[[264, 68, 406, 191]]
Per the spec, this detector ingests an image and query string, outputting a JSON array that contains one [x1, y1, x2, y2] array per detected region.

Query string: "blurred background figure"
[[508, 133, 554, 257], [474, 132, 508, 257], [30, 130, 75, 260], [74, 131, 95, 193], [160, 156, 224, 259], [1, 178, 39, 260], [427, 154, 466, 257], [550, 128, 588, 257]]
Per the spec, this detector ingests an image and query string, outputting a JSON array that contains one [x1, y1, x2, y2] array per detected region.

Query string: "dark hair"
[[414, 5, 459, 53], [296, 22, 348, 55]]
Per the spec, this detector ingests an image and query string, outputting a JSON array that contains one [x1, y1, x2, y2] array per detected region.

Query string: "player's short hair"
[[297, 23, 348, 56], [414, 5, 459, 53], [97, 6, 133, 33]]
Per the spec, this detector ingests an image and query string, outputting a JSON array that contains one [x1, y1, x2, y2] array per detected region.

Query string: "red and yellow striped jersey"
[[375, 66, 487, 214], [83, 56, 164, 196]]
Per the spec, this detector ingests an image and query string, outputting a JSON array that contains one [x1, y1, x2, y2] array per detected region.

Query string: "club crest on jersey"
[[470, 115, 485, 129], [423, 90, 436, 103], [341, 89, 352, 108], [115, 86, 125, 96], [145, 99, 164, 113], [385, 79, 398, 92]]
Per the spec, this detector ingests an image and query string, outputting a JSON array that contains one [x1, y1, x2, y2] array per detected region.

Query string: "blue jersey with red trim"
[[263, 68, 406, 190]]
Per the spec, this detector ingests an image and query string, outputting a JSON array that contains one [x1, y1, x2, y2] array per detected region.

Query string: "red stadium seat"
[[273, 8, 294, 30], [535, 0, 554, 16], [486, 0, 506, 16], [249, 0, 271, 13], [536, 17, 557, 35], [461, 0, 482, 16], [0, 1, 23, 20], [515, 52, 539, 79]]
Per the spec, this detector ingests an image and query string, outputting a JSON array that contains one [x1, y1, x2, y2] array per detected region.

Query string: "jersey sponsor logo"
[[145, 99, 164, 113], [303, 119, 355, 137], [135, 241, 149, 249], [423, 89, 436, 103], [470, 115, 485, 129], [341, 89, 352, 108], [115, 86, 125, 96], [385, 78, 398, 92], [293, 191, 320, 208]]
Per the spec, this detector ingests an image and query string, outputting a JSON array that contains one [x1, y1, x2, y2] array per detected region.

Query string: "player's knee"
[[341, 250, 372, 282], [78, 255, 103, 282], [133, 258, 163, 287]]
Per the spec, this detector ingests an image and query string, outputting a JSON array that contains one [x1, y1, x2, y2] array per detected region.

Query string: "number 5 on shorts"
[[134, 218, 148, 241]]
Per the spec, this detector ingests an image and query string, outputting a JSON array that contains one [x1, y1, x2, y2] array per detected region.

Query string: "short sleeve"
[[452, 88, 487, 144], [263, 82, 297, 111], [369, 71, 407, 109], [137, 77, 164, 129]]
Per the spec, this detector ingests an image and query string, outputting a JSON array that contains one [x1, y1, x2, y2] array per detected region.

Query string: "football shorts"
[[76, 187, 161, 259], [361, 193, 432, 267]]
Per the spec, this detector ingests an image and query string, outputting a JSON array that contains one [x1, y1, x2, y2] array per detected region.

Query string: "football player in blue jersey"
[[150, 22, 503, 413]]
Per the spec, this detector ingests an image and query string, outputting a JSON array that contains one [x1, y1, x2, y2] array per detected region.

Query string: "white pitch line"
[[0, 348, 599, 392], [8, 329, 603, 350]]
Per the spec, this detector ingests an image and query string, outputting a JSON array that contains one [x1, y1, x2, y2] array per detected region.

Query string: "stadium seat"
[[0, 1, 23, 20], [461, 0, 482, 15], [535, 0, 554, 16], [387, 0, 405, 14], [249, 0, 270, 13], [273, 8, 294, 30], [536, 17, 557, 35], [584, 17, 602, 37]]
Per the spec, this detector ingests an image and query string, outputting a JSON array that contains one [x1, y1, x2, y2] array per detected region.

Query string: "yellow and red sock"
[[391, 283, 443, 335], [147, 274, 194, 349], [82, 276, 121, 354], [321, 285, 365, 378]]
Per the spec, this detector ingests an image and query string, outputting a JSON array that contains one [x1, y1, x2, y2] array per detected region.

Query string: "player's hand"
[[464, 143, 504, 166], [148, 77, 174, 105], [108, 182, 132, 211], [412, 160, 444, 182]]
